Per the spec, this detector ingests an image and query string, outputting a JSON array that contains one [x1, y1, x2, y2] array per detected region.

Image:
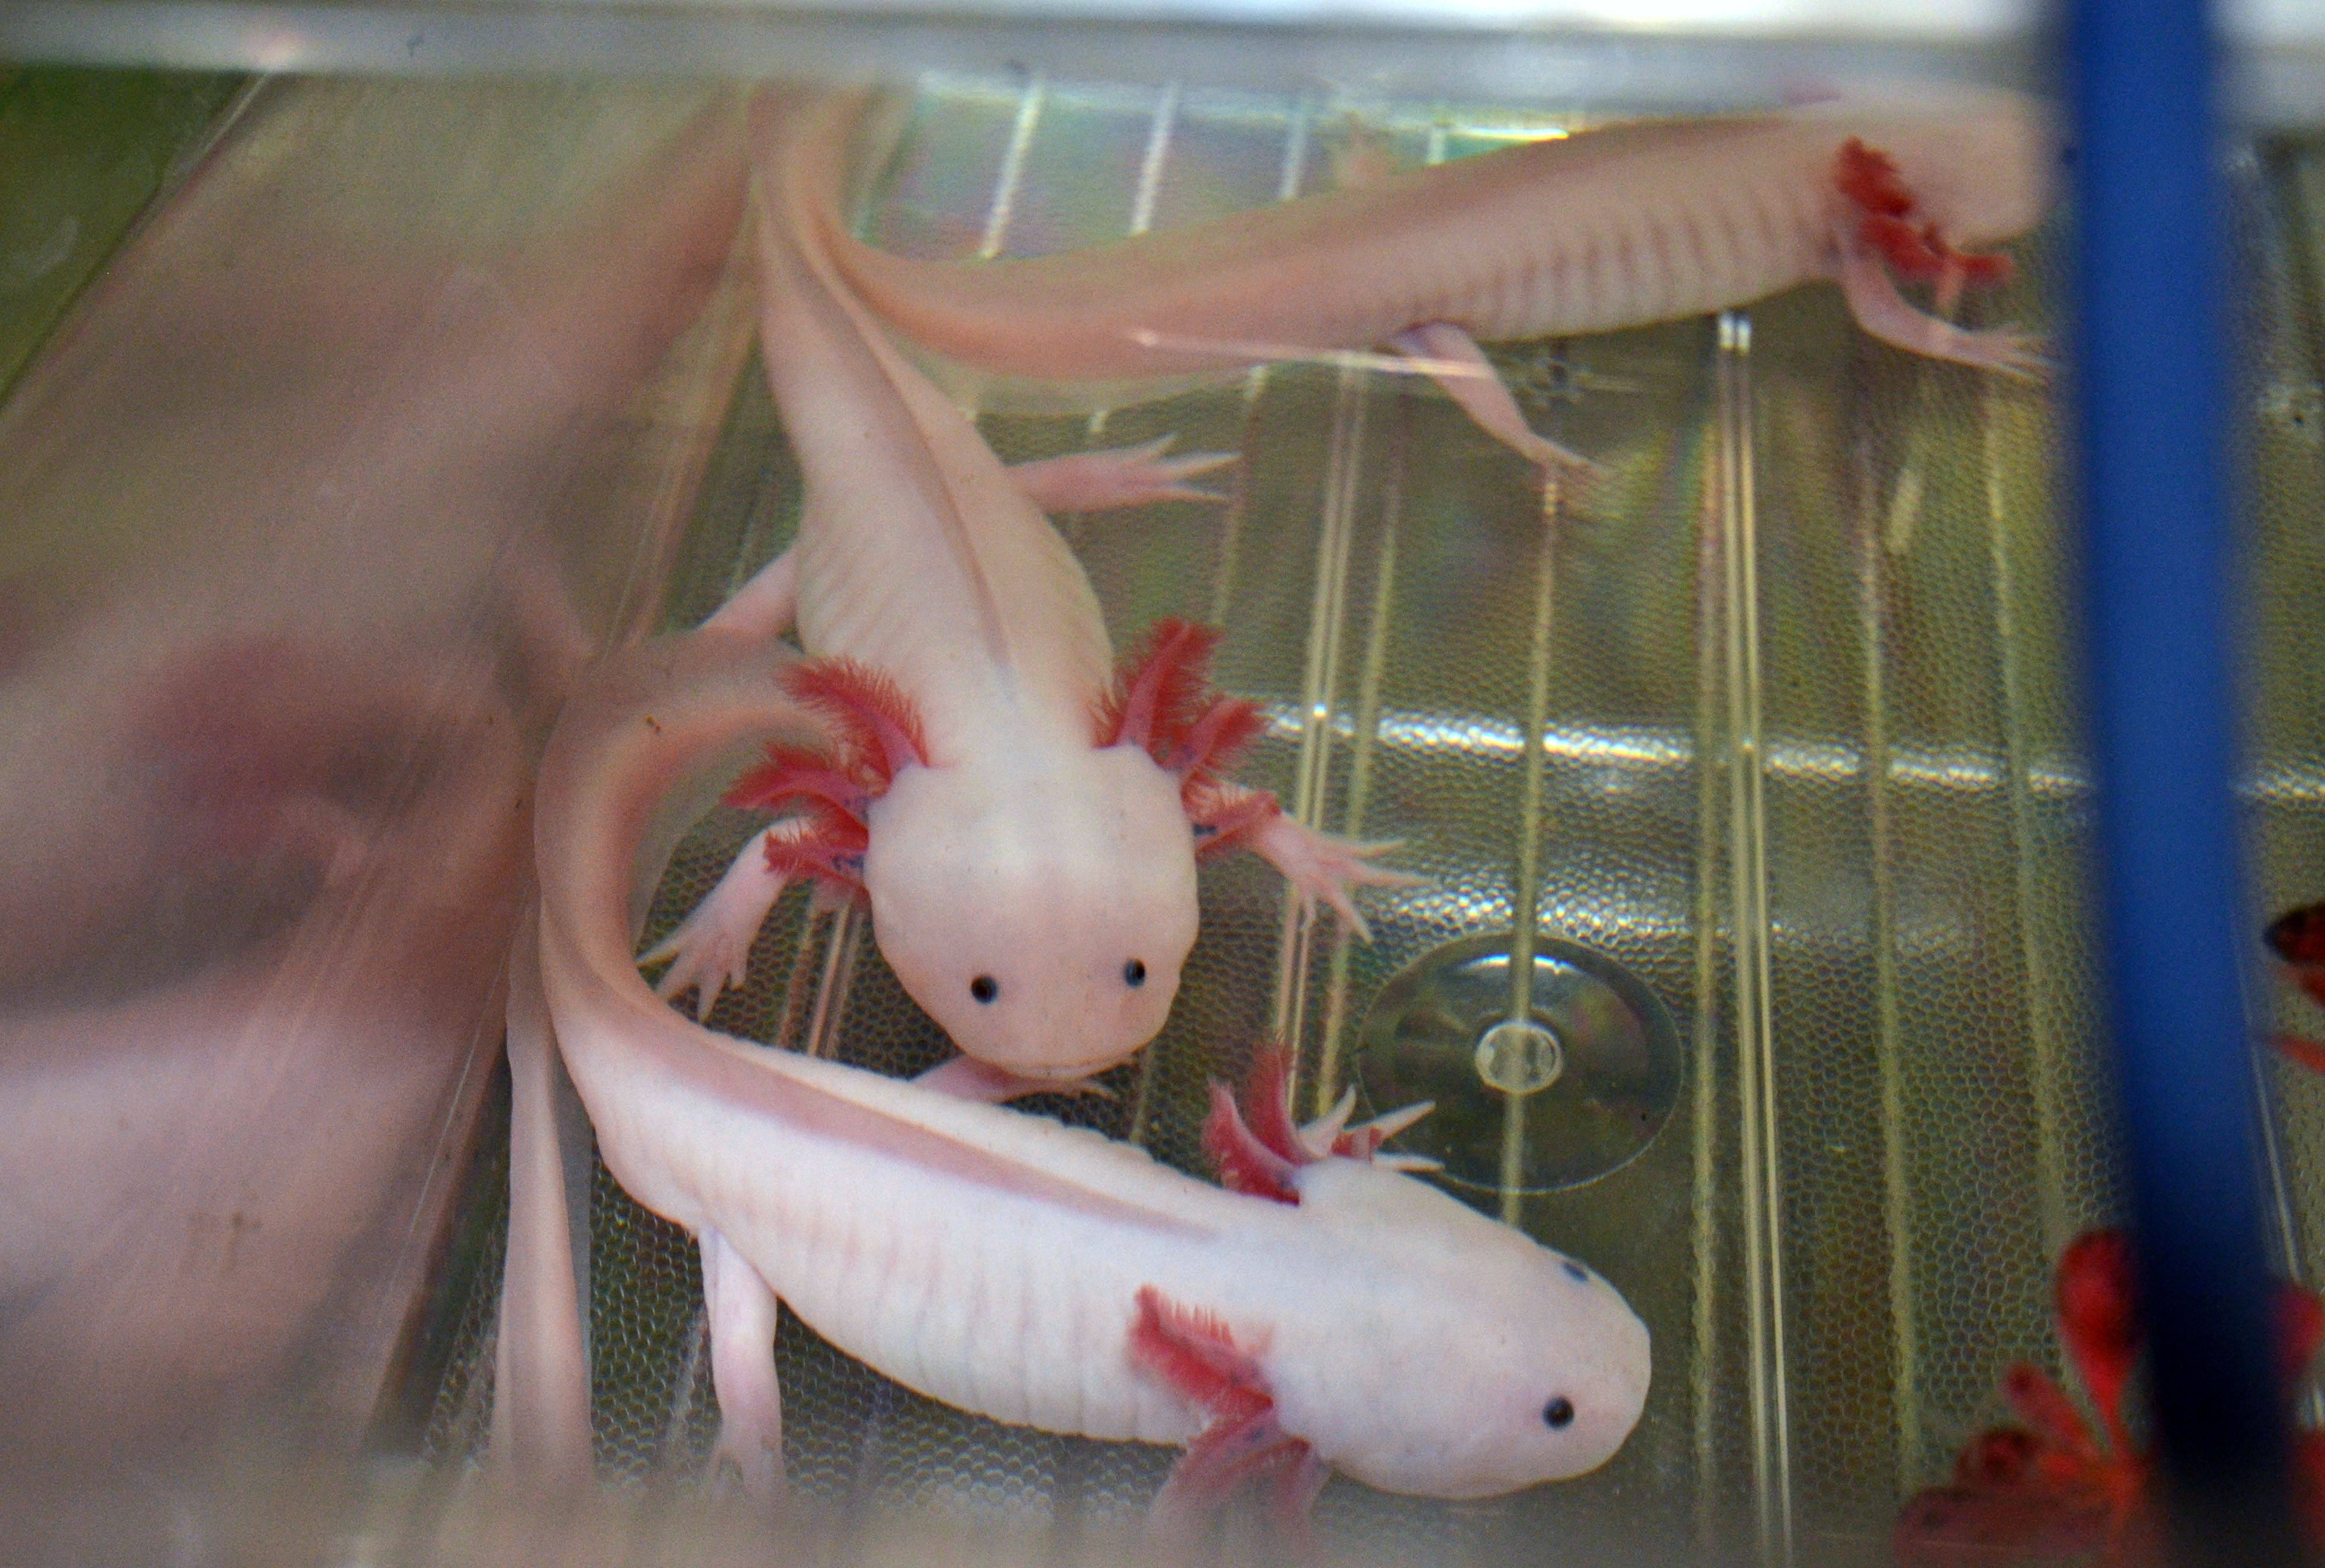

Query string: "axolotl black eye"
[[1124, 959, 1147, 987], [1543, 1398, 1574, 1429], [970, 975, 999, 1003]]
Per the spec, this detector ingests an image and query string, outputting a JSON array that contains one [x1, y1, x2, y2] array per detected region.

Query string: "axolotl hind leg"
[[1009, 436, 1237, 513], [1392, 323, 1601, 481], [1329, 123, 1598, 480], [702, 1227, 786, 1502], [493, 909, 595, 1491]]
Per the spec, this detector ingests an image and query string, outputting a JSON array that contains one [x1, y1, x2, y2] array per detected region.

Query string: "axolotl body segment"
[[784, 86, 2058, 472], [642, 96, 1409, 1091]]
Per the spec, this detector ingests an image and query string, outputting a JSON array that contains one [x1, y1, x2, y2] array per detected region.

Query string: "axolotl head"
[[1267, 1161, 1653, 1499], [861, 743, 1199, 1078]]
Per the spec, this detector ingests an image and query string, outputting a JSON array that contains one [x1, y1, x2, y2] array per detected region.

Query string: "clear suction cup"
[[1353, 931, 1682, 1195]]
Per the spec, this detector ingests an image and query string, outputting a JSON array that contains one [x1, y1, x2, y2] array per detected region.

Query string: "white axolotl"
[[640, 94, 1411, 1099], [779, 85, 2058, 473], [520, 617, 1651, 1527]]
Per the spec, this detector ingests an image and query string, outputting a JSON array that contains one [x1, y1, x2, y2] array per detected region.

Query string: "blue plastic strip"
[[2065, 0, 2289, 1500]]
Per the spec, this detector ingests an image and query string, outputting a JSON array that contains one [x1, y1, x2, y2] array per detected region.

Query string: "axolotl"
[[642, 95, 1409, 1096], [781, 86, 2056, 472], [524, 613, 1651, 1519]]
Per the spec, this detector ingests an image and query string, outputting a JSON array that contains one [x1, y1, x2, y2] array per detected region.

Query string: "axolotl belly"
[[526, 617, 1650, 1518], [782, 85, 2057, 472], [643, 94, 1407, 1092]]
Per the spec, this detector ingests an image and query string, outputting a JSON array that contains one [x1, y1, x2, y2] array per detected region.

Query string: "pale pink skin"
[[516, 626, 1650, 1505], [639, 99, 1412, 1086], [777, 85, 2056, 471]]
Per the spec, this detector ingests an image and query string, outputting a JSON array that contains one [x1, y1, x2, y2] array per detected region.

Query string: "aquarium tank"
[[1, 0, 2322, 1563]]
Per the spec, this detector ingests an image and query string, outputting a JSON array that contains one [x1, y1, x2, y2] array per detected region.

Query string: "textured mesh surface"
[[2246, 140, 2325, 1373], [415, 75, 2166, 1566]]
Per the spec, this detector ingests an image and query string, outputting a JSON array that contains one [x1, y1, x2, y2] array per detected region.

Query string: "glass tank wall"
[[0, 7, 2321, 1564]]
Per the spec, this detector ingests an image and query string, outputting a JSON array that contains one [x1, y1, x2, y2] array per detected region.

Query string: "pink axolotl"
[[516, 619, 1650, 1523], [1892, 1229, 2325, 1565], [640, 96, 1411, 1097], [778, 86, 2056, 472]]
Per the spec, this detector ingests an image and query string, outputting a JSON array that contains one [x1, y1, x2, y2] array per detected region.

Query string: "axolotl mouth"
[[1010, 1055, 1133, 1081]]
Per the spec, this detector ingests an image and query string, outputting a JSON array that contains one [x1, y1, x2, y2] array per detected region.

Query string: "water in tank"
[[0, 8, 2321, 1564]]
